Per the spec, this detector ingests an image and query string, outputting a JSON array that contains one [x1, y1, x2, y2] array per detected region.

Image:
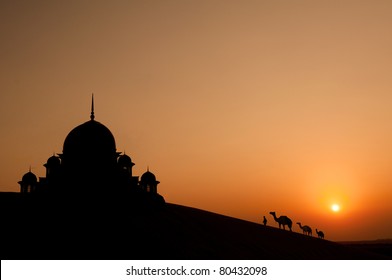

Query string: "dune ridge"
[[1, 199, 389, 259]]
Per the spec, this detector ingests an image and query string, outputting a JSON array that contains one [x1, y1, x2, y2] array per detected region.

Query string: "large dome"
[[60, 98, 119, 189], [63, 119, 116, 156]]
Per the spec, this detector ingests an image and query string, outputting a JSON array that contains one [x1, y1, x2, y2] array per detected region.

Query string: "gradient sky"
[[1, 0, 392, 241]]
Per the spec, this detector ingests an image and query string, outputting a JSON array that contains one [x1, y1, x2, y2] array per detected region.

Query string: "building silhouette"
[[0, 97, 165, 259], [16, 96, 164, 206]]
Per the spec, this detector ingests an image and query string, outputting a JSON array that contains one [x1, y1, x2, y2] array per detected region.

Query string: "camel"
[[315, 229, 324, 239], [296, 222, 312, 236], [269, 211, 292, 231]]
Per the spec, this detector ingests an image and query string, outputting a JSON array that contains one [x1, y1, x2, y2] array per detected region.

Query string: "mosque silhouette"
[[1, 97, 166, 259], [16, 96, 165, 207]]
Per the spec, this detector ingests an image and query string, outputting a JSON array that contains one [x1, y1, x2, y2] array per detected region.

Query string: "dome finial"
[[90, 93, 95, 120]]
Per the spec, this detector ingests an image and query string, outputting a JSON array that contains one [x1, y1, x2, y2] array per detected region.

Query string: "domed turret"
[[22, 171, 37, 184], [141, 169, 156, 183], [18, 169, 38, 193], [118, 153, 133, 166], [118, 153, 134, 173], [140, 168, 159, 194], [44, 154, 61, 181], [46, 154, 61, 167]]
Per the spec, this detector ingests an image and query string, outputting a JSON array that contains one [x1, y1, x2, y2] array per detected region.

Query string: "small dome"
[[47, 155, 61, 166], [141, 170, 156, 183], [22, 171, 37, 184], [118, 154, 134, 166], [63, 120, 116, 156]]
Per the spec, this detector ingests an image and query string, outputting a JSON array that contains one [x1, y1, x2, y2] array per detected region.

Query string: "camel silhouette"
[[269, 211, 292, 231], [315, 229, 325, 239], [296, 222, 312, 236]]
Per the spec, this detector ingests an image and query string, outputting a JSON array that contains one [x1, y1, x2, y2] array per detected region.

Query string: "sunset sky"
[[1, 0, 392, 241]]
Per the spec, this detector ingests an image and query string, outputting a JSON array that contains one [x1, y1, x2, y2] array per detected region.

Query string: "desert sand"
[[1, 196, 389, 259]]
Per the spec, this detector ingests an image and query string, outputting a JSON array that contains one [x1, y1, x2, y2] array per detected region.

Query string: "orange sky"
[[1, 0, 392, 241]]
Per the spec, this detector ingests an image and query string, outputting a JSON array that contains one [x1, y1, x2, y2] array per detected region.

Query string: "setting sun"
[[331, 204, 340, 212]]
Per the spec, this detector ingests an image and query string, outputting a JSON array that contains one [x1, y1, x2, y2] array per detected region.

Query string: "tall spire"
[[90, 93, 95, 120]]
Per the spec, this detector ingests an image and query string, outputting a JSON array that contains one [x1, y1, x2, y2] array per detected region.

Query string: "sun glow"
[[331, 204, 340, 212]]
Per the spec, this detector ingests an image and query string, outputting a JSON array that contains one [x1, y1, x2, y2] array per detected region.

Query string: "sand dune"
[[1, 199, 389, 259]]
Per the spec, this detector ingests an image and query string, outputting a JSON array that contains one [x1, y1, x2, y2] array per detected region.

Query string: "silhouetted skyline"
[[15, 96, 164, 206]]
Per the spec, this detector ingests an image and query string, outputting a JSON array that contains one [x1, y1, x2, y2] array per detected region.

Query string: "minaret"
[[44, 153, 61, 181], [18, 167, 38, 193], [90, 93, 95, 120], [118, 151, 135, 175], [140, 167, 160, 194]]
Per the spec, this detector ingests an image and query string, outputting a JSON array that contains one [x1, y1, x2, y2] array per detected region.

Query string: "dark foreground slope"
[[1, 196, 388, 259], [339, 240, 392, 258]]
